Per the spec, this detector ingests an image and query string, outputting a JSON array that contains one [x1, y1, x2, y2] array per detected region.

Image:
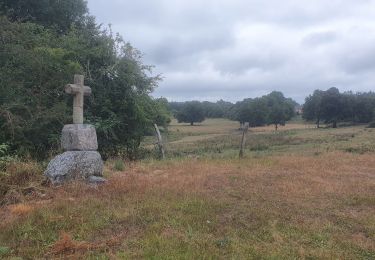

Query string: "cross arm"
[[83, 86, 92, 96], [65, 84, 81, 94], [65, 84, 92, 96]]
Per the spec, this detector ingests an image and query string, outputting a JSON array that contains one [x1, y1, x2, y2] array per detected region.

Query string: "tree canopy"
[[175, 101, 205, 125], [0, 0, 89, 33], [265, 91, 295, 130], [225, 92, 296, 130], [302, 88, 375, 128]]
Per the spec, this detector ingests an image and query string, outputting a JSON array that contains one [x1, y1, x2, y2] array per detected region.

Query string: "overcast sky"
[[88, 0, 375, 103]]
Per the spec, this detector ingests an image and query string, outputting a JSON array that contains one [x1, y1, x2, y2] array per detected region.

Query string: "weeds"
[[0, 143, 16, 171], [0, 161, 44, 205], [0, 246, 10, 257]]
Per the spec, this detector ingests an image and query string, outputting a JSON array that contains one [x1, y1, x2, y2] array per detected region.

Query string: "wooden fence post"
[[154, 123, 165, 159], [239, 123, 249, 159]]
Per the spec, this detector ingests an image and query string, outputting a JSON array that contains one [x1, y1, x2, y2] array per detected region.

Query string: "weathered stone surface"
[[44, 151, 103, 185], [61, 124, 98, 151], [87, 176, 107, 185]]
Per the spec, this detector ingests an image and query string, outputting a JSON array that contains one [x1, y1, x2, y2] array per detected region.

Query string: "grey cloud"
[[89, 0, 162, 25], [147, 28, 235, 65], [212, 50, 288, 75], [338, 44, 375, 74], [88, 0, 375, 103], [302, 31, 338, 47]]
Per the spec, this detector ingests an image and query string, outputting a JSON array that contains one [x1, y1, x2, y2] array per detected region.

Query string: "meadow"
[[0, 119, 375, 259]]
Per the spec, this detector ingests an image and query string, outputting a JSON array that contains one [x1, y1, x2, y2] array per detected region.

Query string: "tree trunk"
[[316, 118, 320, 128], [190, 122, 193, 126], [275, 124, 278, 131], [332, 121, 337, 128]]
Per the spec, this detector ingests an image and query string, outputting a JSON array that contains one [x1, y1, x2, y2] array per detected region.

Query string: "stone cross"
[[65, 75, 91, 124]]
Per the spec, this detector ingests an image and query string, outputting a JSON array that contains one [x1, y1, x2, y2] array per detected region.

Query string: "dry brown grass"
[[9, 203, 35, 216], [48, 231, 125, 258], [120, 152, 375, 201], [0, 161, 44, 203], [1, 151, 374, 258], [105, 152, 375, 257]]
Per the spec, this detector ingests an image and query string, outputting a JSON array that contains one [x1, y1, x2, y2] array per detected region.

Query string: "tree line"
[[303, 87, 375, 128], [170, 88, 375, 130], [170, 91, 297, 130]]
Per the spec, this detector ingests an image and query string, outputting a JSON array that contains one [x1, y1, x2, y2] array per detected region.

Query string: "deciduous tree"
[[302, 90, 324, 128], [265, 91, 295, 130], [176, 101, 205, 125]]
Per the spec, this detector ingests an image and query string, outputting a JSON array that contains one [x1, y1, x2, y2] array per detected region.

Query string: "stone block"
[[61, 124, 98, 151], [44, 151, 103, 185]]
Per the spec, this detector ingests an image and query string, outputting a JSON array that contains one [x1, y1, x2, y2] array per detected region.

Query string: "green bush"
[[113, 160, 125, 172], [0, 144, 16, 171], [0, 246, 10, 257]]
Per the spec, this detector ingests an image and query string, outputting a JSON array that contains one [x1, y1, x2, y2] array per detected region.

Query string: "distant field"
[[145, 118, 373, 159], [168, 118, 314, 135], [1, 119, 375, 259], [143, 118, 315, 149]]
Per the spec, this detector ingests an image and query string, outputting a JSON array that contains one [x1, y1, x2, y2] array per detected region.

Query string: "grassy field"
[[145, 118, 374, 159], [1, 119, 375, 259]]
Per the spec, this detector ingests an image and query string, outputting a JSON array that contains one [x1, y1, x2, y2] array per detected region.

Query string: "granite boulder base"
[[45, 151, 104, 185]]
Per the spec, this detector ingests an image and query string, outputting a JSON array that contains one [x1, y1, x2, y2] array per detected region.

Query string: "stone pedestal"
[[61, 124, 98, 151], [45, 124, 105, 185]]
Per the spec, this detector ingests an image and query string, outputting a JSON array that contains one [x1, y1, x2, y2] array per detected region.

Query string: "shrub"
[[113, 160, 125, 172], [0, 144, 16, 171]]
